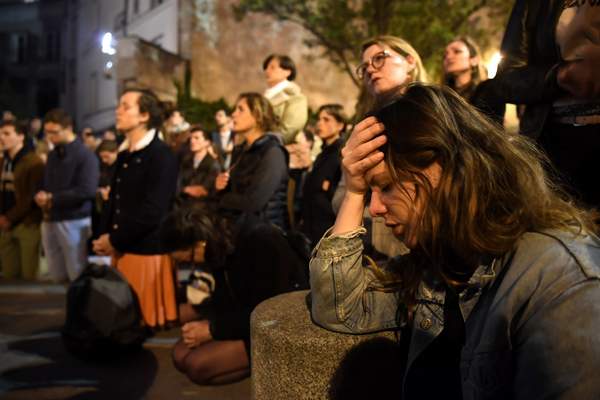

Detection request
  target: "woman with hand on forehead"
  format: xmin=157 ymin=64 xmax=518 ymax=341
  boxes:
xmin=337 ymin=36 xmax=428 ymax=258
xmin=311 ymin=84 xmax=600 ymax=399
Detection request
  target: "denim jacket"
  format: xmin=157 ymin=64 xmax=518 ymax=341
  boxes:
xmin=310 ymin=227 xmax=600 ymax=399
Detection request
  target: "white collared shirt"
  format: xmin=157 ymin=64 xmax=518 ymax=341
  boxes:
xmin=118 ymin=128 xmax=157 ymax=153
xmin=264 ymin=80 xmax=291 ymax=100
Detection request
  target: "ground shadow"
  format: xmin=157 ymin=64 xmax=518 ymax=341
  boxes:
xmin=328 ymin=337 xmax=404 ymax=400
xmin=4 ymin=336 xmax=158 ymax=399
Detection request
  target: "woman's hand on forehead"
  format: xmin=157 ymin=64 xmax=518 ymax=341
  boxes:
xmin=340 ymin=116 xmax=387 ymax=195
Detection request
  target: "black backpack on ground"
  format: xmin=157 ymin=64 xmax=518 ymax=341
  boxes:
xmin=62 ymin=263 xmax=147 ymax=361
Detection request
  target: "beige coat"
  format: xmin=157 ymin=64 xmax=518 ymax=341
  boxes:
xmin=267 ymin=81 xmax=308 ymax=145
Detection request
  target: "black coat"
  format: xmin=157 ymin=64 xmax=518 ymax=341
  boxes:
xmin=208 ymin=220 xmax=307 ymax=343
xmin=300 ymin=138 xmax=342 ymax=245
xmin=102 ymin=133 xmax=178 ymax=254
xmin=473 ymin=0 xmax=564 ymax=138
xmin=177 ymin=153 xmax=220 ymax=200
xmin=218 ymin=134 xmax=289 ymax=229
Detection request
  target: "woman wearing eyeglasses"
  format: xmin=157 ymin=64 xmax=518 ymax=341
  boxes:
xmin=356 ymin=36 xmax=428 ymax=110
xmin=334 ymin=36 xmax=428 ymax=258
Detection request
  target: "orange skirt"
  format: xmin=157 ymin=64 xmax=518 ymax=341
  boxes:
xmin=114 ymin=253 xmax=178 ymax=328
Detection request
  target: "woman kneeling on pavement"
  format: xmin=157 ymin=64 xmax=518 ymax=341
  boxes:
xmin=310 ymin=83 xmax=600 ymax=399
xmin=161 ymin=204 xmax=307 ymax=385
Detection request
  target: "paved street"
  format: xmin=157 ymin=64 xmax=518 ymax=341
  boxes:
xmin=0 ymin=282 xmax=251 ymax=400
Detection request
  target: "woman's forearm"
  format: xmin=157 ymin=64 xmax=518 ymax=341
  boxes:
xmin=331 ymin=190 xmax=366 ymax=235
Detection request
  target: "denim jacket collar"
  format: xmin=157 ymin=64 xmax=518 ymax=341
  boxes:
xmin=406 ymin=255 xmax=505 ymax=383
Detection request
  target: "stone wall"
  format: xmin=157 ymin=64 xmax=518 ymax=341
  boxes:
xmin=116 ymin=37 xmax=187 ymax=102
xmin=179 ymin=0 xmax=359 ymax=114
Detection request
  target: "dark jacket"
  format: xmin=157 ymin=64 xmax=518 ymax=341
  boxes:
xmin=103 ymin=132 xmax=178 ymax=255
xmin=177 ymin=153 xmax=220 ymax=200
xmin=218 ymin=134 xmax=289 ymax=229
xmin=43 ymin=139 xmax=99 ymax=221
xmin=209 ymin=221 xmax=308 ymax=343
xmin=0 ymin=149 xmax=44 ymax=226
xmin=301 ymin=138 xmax=342 ymax=245
xmin=474 ymin=0 xmax=564 ymax=138
xmin=99 ymin=161 xmax=116 ymax=188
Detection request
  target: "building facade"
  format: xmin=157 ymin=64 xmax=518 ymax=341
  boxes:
xmin=0 ymin=0 xmax=69 ymax=119
xmin=73 ymin=0 xmax=181 ymax=131
xmin=1 ymin=0 xmax=357 ymax=131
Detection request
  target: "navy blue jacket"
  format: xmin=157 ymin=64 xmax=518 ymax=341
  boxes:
xmin=103 ymin=132 xmax=178 ymax=254
xmin=43 ymin=139 xmax=99 ymax=221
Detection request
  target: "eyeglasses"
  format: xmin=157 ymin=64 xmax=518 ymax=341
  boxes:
xmin=356 ymin=50 xmax=395 ymax=80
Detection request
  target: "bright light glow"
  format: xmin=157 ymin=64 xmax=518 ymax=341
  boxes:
xmin=101 ymin=32 xmax=117 ymax=55
xmin=487 ymin=51 xmax=502 ymax=79
xmin=105 ymin=61 xmax=113 ymax=69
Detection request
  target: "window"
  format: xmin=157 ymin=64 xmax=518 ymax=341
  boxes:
xmin=7 ymin=33 xmax=28 ymax=64
xmin=44 ymin=31 xmax=61 ymax=62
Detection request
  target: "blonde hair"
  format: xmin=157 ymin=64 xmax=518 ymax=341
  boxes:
xmin=356 ymin=36 xmax=429 ymax=115
xmin=361 ymin=35 xmax=429 ymax=85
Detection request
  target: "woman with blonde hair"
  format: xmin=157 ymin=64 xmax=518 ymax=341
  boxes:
xmin=442 ymin=36 xmax=487 ymax=102
xmin=311 ymin=83 xmax=600 ymax=398
xmin=356 ymin=35 xmax=428 ymax=114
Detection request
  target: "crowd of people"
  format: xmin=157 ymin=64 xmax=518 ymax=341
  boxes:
xmin=1 ymin=0 xmax=599 ymax=396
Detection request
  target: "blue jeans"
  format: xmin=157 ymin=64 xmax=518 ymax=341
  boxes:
xmin=41 ymin=218 xmax=91 ymax=282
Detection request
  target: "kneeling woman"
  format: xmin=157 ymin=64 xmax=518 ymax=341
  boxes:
xmin=161 ymin=204 xmax=307 ymax=385
xmin=311 ymin=84 xmax=600 ymax=398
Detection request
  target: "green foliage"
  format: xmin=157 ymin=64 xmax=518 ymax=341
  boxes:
xmin=234 ymin=0 xmax=512 ymax=85
xmin=177 ymin=95 xmax=230 ymax=132
xmin=174 ymin=67 xmax=230 ymax=131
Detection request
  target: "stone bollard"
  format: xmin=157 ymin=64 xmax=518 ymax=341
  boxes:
xmin=251 ymin=290 xmax=399 ymax=399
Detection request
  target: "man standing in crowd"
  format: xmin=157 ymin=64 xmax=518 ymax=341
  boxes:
xmin=0 ymin=120 xmax=44 ymax=280
xmin=211 ymin=109 xmax=235 ymax=169
xmin=35 ymin=109 xmax=99 ymax=283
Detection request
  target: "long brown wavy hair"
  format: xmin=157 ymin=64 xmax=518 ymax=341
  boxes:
xmin=374 ymin=84 xmax=597 ymax=306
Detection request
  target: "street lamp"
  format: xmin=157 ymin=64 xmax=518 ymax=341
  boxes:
xmin=101 ymin=33 xmax=117 ymax=78
xmin=101 ymin=32 xmax=117 ymax=55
